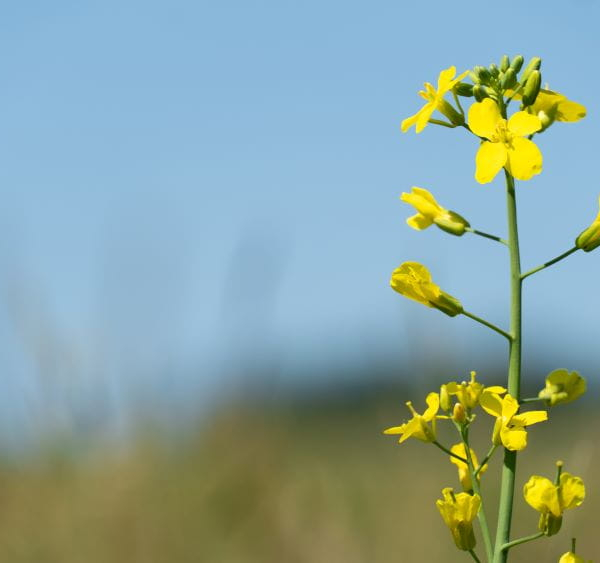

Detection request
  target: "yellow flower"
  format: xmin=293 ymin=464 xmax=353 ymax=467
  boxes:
xmin=480 ymin=392 xmax=547 ymax=451
xmin=468 ymin=98 xmax=543 ymax=183
xmin=525 ymin=88 xmax=586 ymax=131
xmin=538 ymin=369 xmax=586 ymax=406
xmin=401 ymin=66 xmax=468 ymax=133
xmin=576 ymin=196 xmax=600 ymax=252
xmin=383 ymin=392 xmax=440 ymax=443
xmin=559 ymin=551 xmax=591 ymax=563
xmin=400 ymin=187 xmax=470 ymax=235
xmin=450 ymin=443 xmax=488 ymax=492
xmin=436 ymin=487 xmax=480 ymax=551
xmin=523 ymin=470 xmax=585 ymax=536
xmin=443 ymin=371 xmax=506 ymax=410
xmin=390 ymin=262 xmax=463 ymax=317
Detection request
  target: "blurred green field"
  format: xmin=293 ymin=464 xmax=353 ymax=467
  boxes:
xmin=0 ymin=395 xmax=596 ymax=562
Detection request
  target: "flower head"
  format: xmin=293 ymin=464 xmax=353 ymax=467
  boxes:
xmin=390 ymin=262 xmax=463 ymax=317
xmin=400 ymin=187 xmax=470 ymax=235
xmin=468 ymin=98 xmax=543 ymax=183
xmin=480 ymin=392 xmax=547 ymax=451
xmin=436 ymin=487 xmax=481 ymax=551
xmin=402 ymin=66 xmax=468 ymax=133
xmin=449 ymin=443 xmax=487 ymax=492
xmin=524 ymin=468 xmax=585 ymax=536
xmin=538 ymin=369 xmax=586 ymax=407
xmin=576 ymin=196 xmax=600 ymax=252
xmin=383 ymin=392 xmax=440 ymax=443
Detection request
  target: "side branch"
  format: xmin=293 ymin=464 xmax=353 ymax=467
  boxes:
xmin=462 ymin=310 xmax=512 ymax=341
xmin=501 ymin=531 xmax=544 ymax=552
xmin=466 ymin=227 xmax=508 ymax=246
xmin=521 ymin=246 xmax=579 ymax=281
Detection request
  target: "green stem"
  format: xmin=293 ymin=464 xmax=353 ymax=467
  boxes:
xmin=469 ymin=549 xmax=483 ymax=563
xmin=474 ymin=444 xmax=498 ymax=478
xmin=462 ymin=310 xmax=512 ymax=341
xmin=432 ymin=440 xmax=468 ymax=464
xmin=500 ymin=532 xmax=544 ymax=552
xmin=465 ymin=227 xmax=508 ymax=246
xmin=493 ymin=170 xmax=522 ymax=563
xmin=520 ymin=397 xmax=542 ymax=404
xmin=428 ymin=118 xmax=456 ymax=128
xmin=453 ymin=90 xmax=465 ymax=118
xmin=463 ymin=428 xmax=494 ymax=562
xmin=521 ymin=247 xmax=579 ymax=280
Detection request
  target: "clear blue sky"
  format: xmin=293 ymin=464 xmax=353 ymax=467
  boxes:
xmin=0 ymin=0 xmax=598 ymax=443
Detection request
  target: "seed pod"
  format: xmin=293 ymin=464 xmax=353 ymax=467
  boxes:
xmin=522 ymin=70 xmax=541 ymax=106
xmin=510 ymin=54 xmax=524 ymax=73
xmin=499 ymin=55 xmax=510 ymax=72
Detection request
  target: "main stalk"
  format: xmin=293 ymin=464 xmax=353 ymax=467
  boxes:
xmin=493 ymin=171 xmax=522 ymax=563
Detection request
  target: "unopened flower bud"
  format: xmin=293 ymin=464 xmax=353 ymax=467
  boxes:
xmin=474 ymin=65 xmax=491 ymax=84
xmin=488 ymin=63 xmax=499 ymax=78
xmin=500 ymin=68 xmax=517 ymax=90
xmin=454 ymin=82 xmax=474 ymax=97
xmin=499 ymin=55 xmax=510 ymax=72
xmin=440 ymin=384 xmax=452 ymax=411
xmin=522 ymin=70 xmax=541 ymax=106
xmin=473 ymin=84 xmax=490 ymax=102
xmin=521 ymin=56 xmax=542 ymax=83
xmin=575 ymin=196 xmax=600 ymax=252
xmin=452 ymin=403 xmax=466 ymax=423
xmin=510 ymin=54 xmax=524 ymax=73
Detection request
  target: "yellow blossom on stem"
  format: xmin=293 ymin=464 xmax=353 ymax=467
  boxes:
xmin=436 ymin=487 xmax=481 ymax=551
xmin=524 ymin=468 xmax=585 ymax=536
xmin=443 ymin=371 xmax=506 ymax=410
xmin=538 ymin=369 xmax=586 ymax=406
xmin=390 ymin=262 xmax=463 ymax=316
xmin=400 ymin=187 xmax=470 ymax=235
xmin=480 ymin=392 xmax=547 ymax=451
xmin=559 ymin=552 xmax=591 ymax=563
xmin=576 ymin=196 xmax=600 ymax=252
xmin=513 ymin=88 xmax=587 ymax=131
xmin=468 ymin=98 xmax=543 ymax=183
xmin=383 ymin=392 xmax=440 ymax=443
xmin=401 ymin=66 xmax=468 ymax=133
xmin=450 ymin=443 xmax=488 ymax=492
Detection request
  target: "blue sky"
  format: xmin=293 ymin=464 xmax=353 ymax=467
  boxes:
xmin=0 ymin=0 xmax=598 ymax=441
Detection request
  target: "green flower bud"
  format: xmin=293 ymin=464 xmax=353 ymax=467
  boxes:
xmin=521 ymin=56 xmax=542 ymax=83
xmin=488 ymin=63 xmax=499 ymax=78
xmin=499 ymin=55 xmax=510 ymax=72
xmin=452 ymin=403 xmax=466 ymax=424
xmin=434 ymin=210 xmax=470 ymax=236
xmin=454 ymin=82 xmax=474 ymax=97
xmin=468 ymin=71 xmax=479 ymax=84
xmin=473 ymin=84 xmax=490 ymax=102
xmin=510 ymin=54 xmax=524 ymax=73
xmin=576 ymin=200 xmax=600 ymax=252
xmin=432 ymin=291 xmax=463 ymax=317
xmin=500 ymin=68 xmax=517 ymax=90
xmin=522 ymin=70 xmax=542 ymax=106
xmin=474 ymin=65 xmax=491 ymax=84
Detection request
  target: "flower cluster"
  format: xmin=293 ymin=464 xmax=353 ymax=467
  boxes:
xmin=387 ymin=54 xmax=592 ymax=562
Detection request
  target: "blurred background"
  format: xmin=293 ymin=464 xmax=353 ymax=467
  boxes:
xmin=0 ymin=0 xmax=598 ymax=561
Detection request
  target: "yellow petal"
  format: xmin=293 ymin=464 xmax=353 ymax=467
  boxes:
xmin=401 ymin=111 xmax=420 ymax=133
xmin=485 ymin=386 xmax=507 ymax=394
xmin=415 ymin=102 xmax=435 ymax=133
xmin=559 ymin=473 xmax=585 ymax=511
xmin=423 ymin=392 xmax=440 ymax=420
xmin=468 ymin=99 xmax=502 ymax=139
xmin=502 ymin=426 xmax=528 ymax=451
xmin=479 ymin=391 xmax=503 ymax=417
xmin=501 ymin=395 xmax=520 ymax=420
xmin=475 ymin=141 xmax=507 ymax=184
xmin=506 ymin=137 xmax=543 ymax=181
xmin=407 ymin=213 xmax=434 ymax=230
xmin=383 ymin=425 xmax=405 ymax=435
xmin=507 ymin=111 xmax=542 ymax=137
xmin=556 ymin=100 xmax=587 ymax=122
xmin=523 ymin=475 xmax=560 ymax=514
xmin=437 ymin=66 xmax=457 ymax=93
xmin=512 ymin=410 xmax=547 ymax=427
